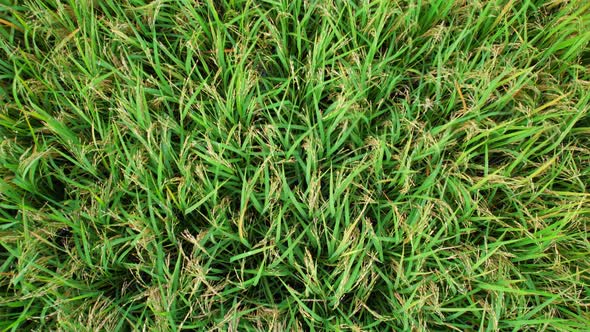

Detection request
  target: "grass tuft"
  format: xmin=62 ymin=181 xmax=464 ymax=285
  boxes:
xmin=1 ymin=0 xmax=590 ymax=330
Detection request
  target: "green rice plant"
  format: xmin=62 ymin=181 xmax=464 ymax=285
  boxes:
xmin=1 ymin=0 xmax=589 ymax=330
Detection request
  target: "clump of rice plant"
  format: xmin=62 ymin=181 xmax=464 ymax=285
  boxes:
xmin=1 ymin=0 xmax=589 ymax=330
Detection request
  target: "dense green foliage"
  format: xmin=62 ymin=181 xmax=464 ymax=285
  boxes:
xmin=1 ymin=0 xmax=590 ymax=330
